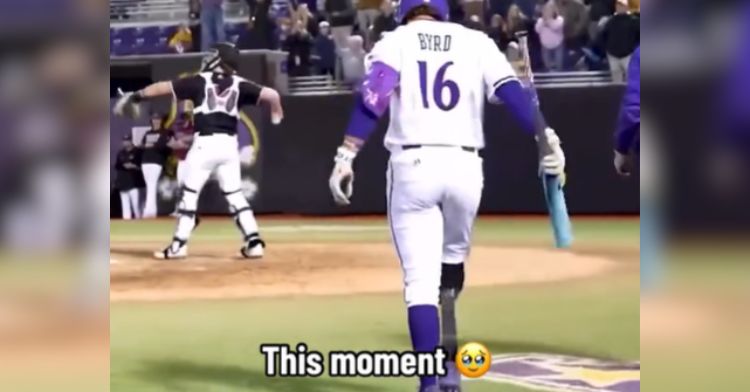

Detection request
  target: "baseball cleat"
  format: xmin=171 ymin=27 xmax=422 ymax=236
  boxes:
xmin=154 ymin=240 xmax=188 ymax=260
xmin=240 ymin=234 xmax=265 ymax=259
xmin=439 ymin=362 xmax=462 ymax=392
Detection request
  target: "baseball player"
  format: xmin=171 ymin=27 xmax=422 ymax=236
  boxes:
xmin=170 ymin=108 xmax=196 ymax=188
xmin=115 ymin=134 xmax=143 ymax=220
xmin=169 ymin=109 xmax=196 ymax=216
xmin=114 ymin=42 xmax=284 ymax=260
xmin=613 ymin=46 xmax=640 ymax=176
xmin=140 ymin=111 xmax=173 ymax=218
xmin=327 ymin=2 xmax=566 ymax=391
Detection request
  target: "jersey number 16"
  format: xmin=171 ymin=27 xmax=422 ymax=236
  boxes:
xmin=417 ymin=61 xmax=460 ymax=111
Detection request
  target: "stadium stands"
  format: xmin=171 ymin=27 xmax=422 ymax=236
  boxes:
xmin=110 ymin=0 xmax=248 ymax=56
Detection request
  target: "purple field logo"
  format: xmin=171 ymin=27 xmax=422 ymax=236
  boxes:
xmin=480 ymin=353 xmax=640 ymax=392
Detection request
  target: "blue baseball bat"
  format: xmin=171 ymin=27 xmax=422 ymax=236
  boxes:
xmin=542 ymin=174 xmax=573 ymax=248
xmin=517 ymin=32 xmax=573 ymax=248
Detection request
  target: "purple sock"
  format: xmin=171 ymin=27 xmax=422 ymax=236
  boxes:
xmin=408 ymin=305 xmax=440 ymax=388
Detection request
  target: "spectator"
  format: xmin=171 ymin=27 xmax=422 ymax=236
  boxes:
xmin=271 ymin=0 xmax=294 ymax=25
xmin=315 ymin=21 xmax=337 ymax=76
xmin=557 ymin=0 xmax=589 ymax=52
xmin=448 ymin=0 xmax=465 ymax=23
xmin=487 ymin=14 xmax=514 ymax=52
xmin=115 ymin=135 xmax=142 ymax=220
xmin=507 ymin=4 xmax=531 ymax=37
xmin=340 ymin=35 xmax=366 ymax=84
xmin=465 ymin=14 xmax=484 ymax=31
xmin=598 ymin=0 xmax=639 ymax=83
xmin=536 ymin=1 xmax=565 ymax=71
xmin=239 ymin=0 xmax=275 ymax=49
xmin=295 ymin=4 xmax=320 ymax=37
xmin=245 ymin=0 xmax=258 ymax=16
xmin=189 ymin=0 xmax=201 ymax=19
xmin=284 ymin=19 xmax=315 ymax=76
xmin=516 ymin=0 xmax=538 ymax=18
xmin=488 ymin=0 xmax=514 ymax=18
xmin=371 ymin=0 xmax=397 ymax=45
xmin=201 ymin=0 xmax=227 ymax=51
xmin=357 ymin=0 xmax=381 ymax=47
xmin=585 ymin=0 xmax=615 ymax=42
xmin=326 ymin=0 xmax=355 ymax=52
xmin=169 ymin=24 xmax=194 ymax=53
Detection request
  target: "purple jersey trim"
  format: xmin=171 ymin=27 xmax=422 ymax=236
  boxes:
xmin=360 ymin=61 xmax=399 ymax=116
xmin=344 ymin=94 xmax=380 ymax=141
xmin=493 ymin=80 xmax=543 ymax=136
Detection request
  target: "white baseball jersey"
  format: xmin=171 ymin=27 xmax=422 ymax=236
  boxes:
xmin=366 ymin=20 xmax=518 ymax=150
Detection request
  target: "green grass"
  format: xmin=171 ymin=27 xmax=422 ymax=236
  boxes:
xmin=111 ymin=216 xmax=640 ymax=246
xmin=110 ymin=217 xmax=640 ymax=392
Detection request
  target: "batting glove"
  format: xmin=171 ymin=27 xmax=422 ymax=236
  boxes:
xmin=329 ymin=146 xmax=357 ymax=206
xmin=614 ymin=150 xmax=633 ymax=177
xmin=538 ymin=128 xmax=566 ymax=178
xmin=113 ymin=88 xmax=143 ymax=119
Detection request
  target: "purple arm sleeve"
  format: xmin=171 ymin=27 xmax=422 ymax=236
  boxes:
xmin=344 ymin=62 xmax=399 ymax=141
xmin=719 ymin=5 xmax=750 ymax=152
xmin=493 ymin=80 xmax=546 ymax=136
xmin=614 ymin=47 xmax=640 ymax=154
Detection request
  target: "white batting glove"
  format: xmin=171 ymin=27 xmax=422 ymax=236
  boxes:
xmin=329 ymin=146 xmax=357 ymax=206
xmin=538 ymin=128 xmax=566 ymax=177
xmin=614 ymin=150 xmax=633 ymax=177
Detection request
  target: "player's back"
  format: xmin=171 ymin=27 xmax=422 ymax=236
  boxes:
xmin=371 ymin=21 xmax=513 ymax=150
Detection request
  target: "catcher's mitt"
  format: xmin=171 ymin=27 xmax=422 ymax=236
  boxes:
xmin=113 ymin=88 xmax=142 ymax=119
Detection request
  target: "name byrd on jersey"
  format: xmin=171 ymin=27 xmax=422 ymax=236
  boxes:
xmin=417 ymin=33 xmax=452 ymax=52
xmin=369 ymin=21 xmax=518 ymax=150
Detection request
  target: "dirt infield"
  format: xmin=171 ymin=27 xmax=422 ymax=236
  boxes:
xmin=110 ymin=242 xmax=617 ymax=302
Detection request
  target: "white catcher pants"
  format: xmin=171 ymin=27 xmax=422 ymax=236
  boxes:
xmin=172 ymin=134 xmax=258 ymax=243
xmin=177 ymin=160 xmax=189 ymax=187
xmin=387 ymin=146 xmax=484 ymax=308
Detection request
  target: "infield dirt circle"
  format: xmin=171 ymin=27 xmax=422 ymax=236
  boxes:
xmin=110 ymin=243 xmax=616 ymax=302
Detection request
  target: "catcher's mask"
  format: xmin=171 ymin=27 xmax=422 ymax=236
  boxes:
xmin=201 ymin=42 xmax=240 ymax=73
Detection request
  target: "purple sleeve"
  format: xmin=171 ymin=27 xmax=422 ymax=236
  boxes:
xmin=493 ymin=80 xmax=546 ymax=136
xmin=614 ymin=47 xmax=641 ymax=154
xmin=719 ymin=6 xmax=750 ymax=151
xmin=344 ymin=61 xmax=399 ymax=141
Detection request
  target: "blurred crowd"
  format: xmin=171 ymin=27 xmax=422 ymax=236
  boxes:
xmin=155 ymin=0 xmax=639 ymax=80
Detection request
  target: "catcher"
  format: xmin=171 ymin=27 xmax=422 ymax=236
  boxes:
xmin=114 ymin=42 xmax=284 ymax=260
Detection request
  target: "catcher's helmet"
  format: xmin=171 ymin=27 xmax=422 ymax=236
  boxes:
xmin=201 ymin=42 xmax=240 ymax=73
xmin=397 ymin=0 xmax=450 ymax=24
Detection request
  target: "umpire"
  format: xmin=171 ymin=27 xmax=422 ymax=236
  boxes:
xmin=115 ymin=135 xmax=143 ymax=220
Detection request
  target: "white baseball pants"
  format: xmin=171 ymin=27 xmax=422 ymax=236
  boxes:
xmin=119 ymin=189 xmax=141 ymax=220
xmin=141 ymin=163 xmax=163 ymax=218
xmin=387 ymin=146 xmax=484 ymax=308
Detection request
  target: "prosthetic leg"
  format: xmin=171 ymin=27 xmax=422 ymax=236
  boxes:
xmin=439 ymin=263 xmax=465 ymax=392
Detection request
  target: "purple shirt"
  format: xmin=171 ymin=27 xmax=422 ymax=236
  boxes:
xmin=202 ymin=0 xmax=223 ymax=8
